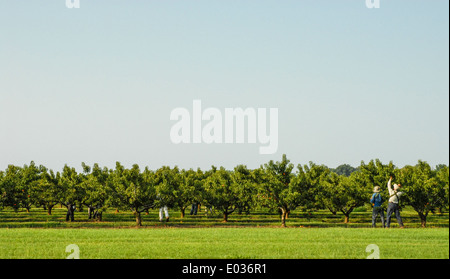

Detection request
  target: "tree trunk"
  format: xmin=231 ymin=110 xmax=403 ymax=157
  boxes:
xmin=47 ymin=205 xmax=53 ymax=215
xmin=344 ymin=215 xmax=350 ymax=224
xmin=95 ymin=211 xmax=103 ymax=221
xmin=281 ymin=208 xmax=287 ymax=227
xmin=418 ymin=212 xmax=427 ymax=228
xmin=134 ymin=211 xmax=142 ymax=226
xmin=223 ymin=212 xmax=228 ymax=222
xmin=421 ymin=218 xmax=426 ymax=228
xmin=180 ymin=207 xmax=185 ymax=219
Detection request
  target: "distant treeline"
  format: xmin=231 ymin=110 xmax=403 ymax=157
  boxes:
xmin=0 ymin=155 xmax=448 ymax=227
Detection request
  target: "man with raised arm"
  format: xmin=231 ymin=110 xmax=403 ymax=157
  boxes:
xmin=386 ymin=176 xmax=404 ymax=228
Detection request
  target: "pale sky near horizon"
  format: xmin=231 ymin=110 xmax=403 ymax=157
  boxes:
xmin=0 ymin=0 xmax=449 ymax=172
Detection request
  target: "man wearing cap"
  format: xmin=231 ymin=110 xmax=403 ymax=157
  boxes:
xmin=386 ymin=176 xmax=404 ymax=228
xmin=370 ymin=186 xmax=385 ymax=228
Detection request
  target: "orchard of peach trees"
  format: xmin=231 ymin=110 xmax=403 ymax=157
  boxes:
xmin=0 ymin=155 xmax=448 ymax=227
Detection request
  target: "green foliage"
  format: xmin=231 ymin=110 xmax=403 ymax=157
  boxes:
xmin=154 ymin=166 xmax=181 ymax=209
xmin=330 ymin=164 xmax=358 ymax=177
xmin=231 ymin=165 xmax=258 ymax=214
xmin=1 ymin=165 xmax=24 ymax=211
xmin=398 ymin=161 xmax=449 ymax=227
xmin=295 ymin=162 xmax=330 ymax=211
xmin=0 ymin=158 xmax=448 ymax=228
xmin=175 ymin=168 xmax=204 ymax=217
xmin=33 ymin=166 xmax=62 ymax=215
xmin=0 ymin=170 xmax=4 ymax=209
xmin=356 ymin=160 xmax=396 ymax=197
xmin=203 ymin=167 xmax=239 ymax=221
xmin=259 ymin=154 xmax=302 ymax=226
xmin=436 ymin=165 xmax=449 ymax=212
xmin=109 ymin=163 xmax=156 ymax=226
xmin=79 ymin=163 xmax=111 ymax=220
xmin=318 ymin=172 xmax=366 ymax=223
xmin=60 ymin=164 xmax=84 ymax=208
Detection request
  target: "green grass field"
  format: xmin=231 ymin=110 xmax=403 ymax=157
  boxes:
xmin=0 ymin=206 xmax=448 ymax=259
xmin=0 ymin=227 xmax=448 ymax=259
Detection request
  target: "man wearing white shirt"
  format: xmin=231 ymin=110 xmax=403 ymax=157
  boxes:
xmin=159 ymin=206 xmax=169 ymax=222
xmin=157 ymin=194 xmax=170 ymax=222
xmin=386 ymin=176 xmax=404 ymax=228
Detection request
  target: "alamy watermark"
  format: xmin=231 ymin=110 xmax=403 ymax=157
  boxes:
xmin=366 ymin=0 xmax=380 ymax=9
xmin=66 ymin=0 xmax=80 ymax=9
xmin=366 ymin=244 xmax=380 ymax=259
xmin=66 ymin=244 xmax=80 ymax=259
xmin=170 ymin=100 xmax=279 ymax=154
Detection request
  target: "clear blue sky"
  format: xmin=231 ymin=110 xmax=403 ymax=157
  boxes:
xmin=0 ymin=0 xmax=448 ymax=171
